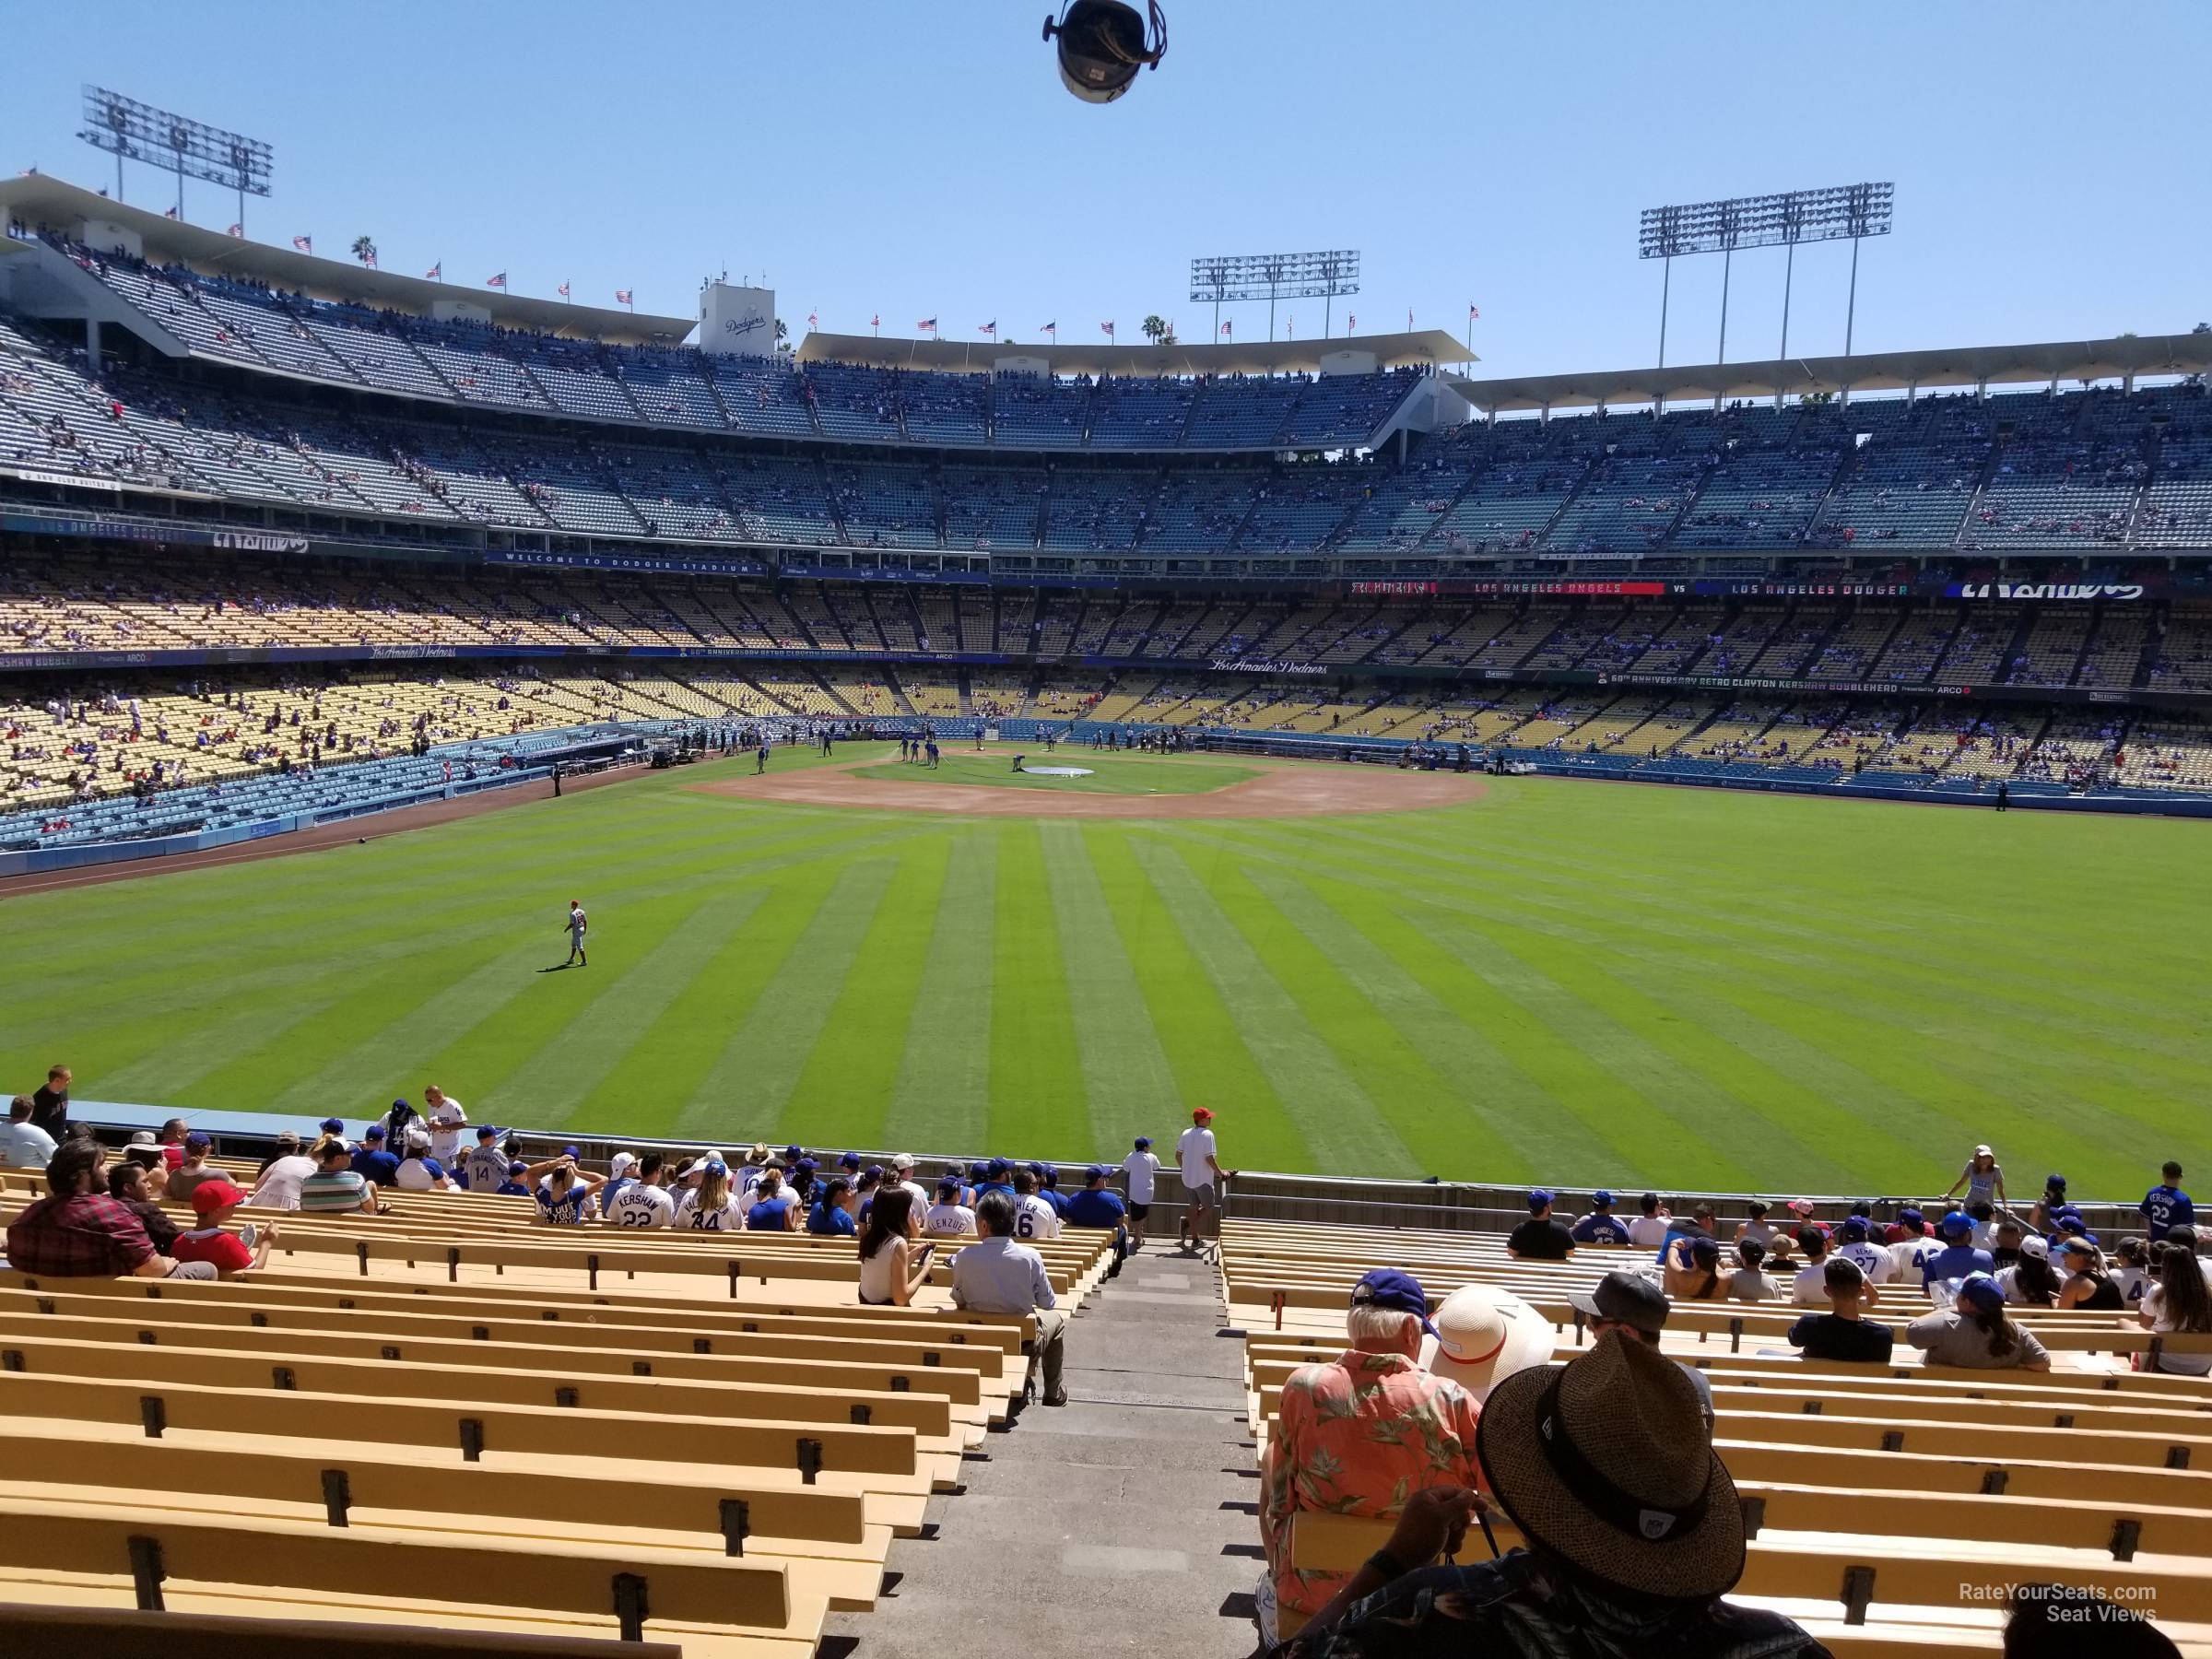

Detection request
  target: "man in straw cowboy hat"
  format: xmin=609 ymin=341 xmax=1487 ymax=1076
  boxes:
xmin=1273 ymin=1333 xmax=1828 ymax=1657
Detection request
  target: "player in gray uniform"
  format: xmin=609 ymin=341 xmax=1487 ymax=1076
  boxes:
xmin=564 ymin=899 xmax=588 ymax=967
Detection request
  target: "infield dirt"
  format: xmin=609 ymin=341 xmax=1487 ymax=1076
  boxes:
xmin=689 ymin=753 xmax=1488 ymax=818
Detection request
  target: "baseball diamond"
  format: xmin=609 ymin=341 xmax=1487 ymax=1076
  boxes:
xmin=5 ymin=739 xmax=2203 ymax=1196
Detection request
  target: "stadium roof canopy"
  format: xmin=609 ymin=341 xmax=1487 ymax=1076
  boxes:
xmin=1448 ymin=332 xmax=2212 ymax=414
xmin=795 ymin=328 xmax=1476 ymax=376
xmin=0 ymin=172 xmax=696 ymax=345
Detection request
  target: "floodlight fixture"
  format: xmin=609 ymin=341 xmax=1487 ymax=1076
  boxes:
xmin=78 ymin=85 xmax=273 ymax=232
xmin=1637 ymin=182 xmax=1892 ymax=369
xmin=1188 ymin=249 xmax=1359 ymax=342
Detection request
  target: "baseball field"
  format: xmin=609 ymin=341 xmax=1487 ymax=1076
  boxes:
xmin=6 ymin=742 xmax=2206 ymax=1196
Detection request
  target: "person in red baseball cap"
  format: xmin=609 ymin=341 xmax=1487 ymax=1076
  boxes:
xmin=171 ymin=1179 xmax=279 ymax=1278
xmin=1177 ymin=1107 xmax=1234 ymax=1255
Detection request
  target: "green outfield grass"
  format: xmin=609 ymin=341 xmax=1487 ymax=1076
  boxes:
xmin=853 ymin=750 xmax=1260 ymax=794
xmin=8 ymin=742 xmax=2208 ymax=1197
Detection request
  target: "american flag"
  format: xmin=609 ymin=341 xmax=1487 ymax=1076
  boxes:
xmin=557 ymin=281 xmax=571 ymax=299
xmin=292 ymin=235 xmax=312 ymax=253
xmin=1219 ymin=321 xmax=1231 ymax=337
xmin=426 ymin=262 xmax=441 ymax=280
xmin=1041 ymin=322 xmax=1056 ymax=336
xmin=807 ymin=310 xmax=818 ymax=329
xmin=616 ymin=289 xmax=632 ymax=305
xmin=163 ymin=206 xmax=178 ymax=220
xmin=871 ymin=313 xmax=880 ymax=329
xmin=227 ymin=224 xmax=243 ymax=239
xmin=486 ymin=272 xmax=507 ymax=289
xmin=1347 ymin=313 xmax=1356 ymax=332
xmin=1101 ymin=320 xmax=1114 ymax=337
xmin=1469 ymin=303 xmax=1480 ymax=320
xmin=917 ymin=318 xmax=937 ymax=333
xmin=978 ymin=322 xmax=996 ymax=337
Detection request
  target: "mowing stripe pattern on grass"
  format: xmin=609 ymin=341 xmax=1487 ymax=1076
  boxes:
xmin=9 ymin=742 xmax=2208 ymax=1196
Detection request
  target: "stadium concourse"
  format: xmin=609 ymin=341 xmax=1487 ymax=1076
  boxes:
xmin=1 ymin=1102 xmax=2210 ymax=1654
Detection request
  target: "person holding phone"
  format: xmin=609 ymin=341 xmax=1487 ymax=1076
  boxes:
xmin=857 ymin=1187 xmax=933 ymax=1307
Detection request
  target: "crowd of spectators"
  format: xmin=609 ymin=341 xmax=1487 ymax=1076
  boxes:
xmin=0 ymin=1058 xmax=2200 ymax=1653
xmin=1255 ymin=1139 xmax=2205 ymax=1656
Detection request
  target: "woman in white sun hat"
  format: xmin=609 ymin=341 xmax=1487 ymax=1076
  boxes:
xmin=1943 ymin=1144 xmax=2006 ymax=1210
xmin=1426 ymin=1283 xmax=1555 ymax=1402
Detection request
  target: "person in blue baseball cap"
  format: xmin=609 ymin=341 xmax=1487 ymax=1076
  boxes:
xmin=1906 ymin=1273 xmax=2051 ymax=1371
xmin=1920 ymin=1212 xmax=1997 ymax=1298
xmin=460 ymin=1125 xmax=510 ymax=1194
xmin=1062 ymin=1164 xmax=1130 ymax=1273
xmin=351 ymin=1124 xmax=401 ymax=1190
xmin=1255 ymin=1266 xmax=1482 ymax=1641
xmin=839 ymin=1152 xmax=863 ymax=1173
xmin=1569 ymin=1189 xmax=1631 ymax=1248
xmin=1123 ymin=1135 xmax=1162 ymax=1250
xmin=1349 ymin=1268 xmax=1440 ymax=1336
xmin=1037 ymin=1164 xmax=1068 ymax=1218
xmin=1507 ymin=1190 xmax=1576 ymax=1262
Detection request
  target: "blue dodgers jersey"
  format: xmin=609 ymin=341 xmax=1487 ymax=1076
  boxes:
xmin=746 ymin=1195 xmax=794 ymax=1230
xmin=2144 ymin=1185 xmax=2195 ymax=1234
xmin=1063 ymin=1190 xmax=1126 ymax=1230
xmin=536 ymin=1184 xmax=593 ymax=1224
xmin=1571 ymin=1213 xmax=1632 ymax=1245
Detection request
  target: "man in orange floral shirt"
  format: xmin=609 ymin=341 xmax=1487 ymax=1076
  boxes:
xmin=1259 ymin=1270 xmax=1485 ymax=1644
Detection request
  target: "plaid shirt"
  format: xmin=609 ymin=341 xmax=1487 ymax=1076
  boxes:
xmin=5 ymin=1191 xmax=158 ymax=1277
xmin=1264 ymin=1350 xmax=1484 ymax=1619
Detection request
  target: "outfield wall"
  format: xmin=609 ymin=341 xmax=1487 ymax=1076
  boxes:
xmin=61 ymin=1099 xmax=2158 ymax=1245
xmin=1081 ymin=724 xmax=2212 ymax=818
xmin=0 ymin=761 xmax=559 ymax=878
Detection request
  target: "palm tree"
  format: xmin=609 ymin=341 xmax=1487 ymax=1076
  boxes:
xmin=349 ymin=235 xmax=377 ymax=269
xmin=1141 ymin=314 xmax=1169 ymax=345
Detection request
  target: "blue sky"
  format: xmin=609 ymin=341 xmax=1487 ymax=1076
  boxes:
xmin=7 ymin=2 xmax=2207 ymax=377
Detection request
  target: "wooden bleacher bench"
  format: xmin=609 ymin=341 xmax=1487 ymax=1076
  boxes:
xmin=1277 ymin=1510 xmax=2212 ymax=1656
xmin=0 ymin=1497 xmax=805 ymax=1649
xmin=1224 ymin=1215 xmax=2212 ymax=1655
xmin=0 ymin=1605 xmax=682 ymax=1659
xmin=0 ymin=1159 xmax=1123 ymax=1655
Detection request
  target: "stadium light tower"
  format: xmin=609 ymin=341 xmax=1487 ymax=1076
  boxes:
xmin=1638 ymin=182 xmax=1893 ymax=368
xmin=1189 ymin=249 xmax=1359 ymax=344
xmin=77 ymin=85 xmax=274 ymax=232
